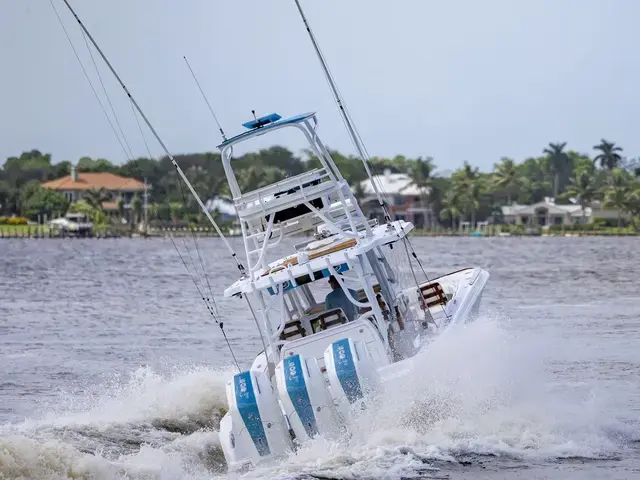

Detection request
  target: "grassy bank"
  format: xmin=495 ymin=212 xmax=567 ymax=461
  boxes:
xmin=0 ymin=224 xmax=51 ymax=236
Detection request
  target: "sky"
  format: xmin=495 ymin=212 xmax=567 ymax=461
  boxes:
xmin=1 ymin=0 xmax=639 ymax=173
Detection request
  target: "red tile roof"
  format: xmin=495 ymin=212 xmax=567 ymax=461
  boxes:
xmin=42 ymin=172 xmax=145 ymax=192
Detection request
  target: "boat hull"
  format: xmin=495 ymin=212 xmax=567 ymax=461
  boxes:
xmin=219 ymin=267 xmax=489 ymax=472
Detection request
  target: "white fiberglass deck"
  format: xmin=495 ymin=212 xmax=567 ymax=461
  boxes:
xmin=223 ymin=220 xmax=414 ymax=297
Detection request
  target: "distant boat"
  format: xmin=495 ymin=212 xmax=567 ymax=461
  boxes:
xmin=49 ymin=212 xmax=93 ymax=237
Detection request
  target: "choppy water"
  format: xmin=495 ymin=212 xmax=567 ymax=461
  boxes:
xmin=1 ymin=237 xmax=639 ymax=480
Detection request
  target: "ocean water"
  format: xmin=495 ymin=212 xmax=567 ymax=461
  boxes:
xmin=0 ymin=236 xmax=639 ymax=480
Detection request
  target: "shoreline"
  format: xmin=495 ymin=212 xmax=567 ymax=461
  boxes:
xmin=0 ymin=226 xmax=637 ymax=239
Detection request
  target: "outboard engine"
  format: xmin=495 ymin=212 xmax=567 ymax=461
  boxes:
xmin=323 ymin=337 xmax=381 ymax=420
xmin=219 ymin=369 xmax=293 ymax=471
xmin=276 ymin=354 xmax=342 ymax=443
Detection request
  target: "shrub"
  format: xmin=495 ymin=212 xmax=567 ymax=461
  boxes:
xmin=6 ymin=216 xmax=28 ymax=225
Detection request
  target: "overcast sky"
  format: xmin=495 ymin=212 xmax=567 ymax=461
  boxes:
xmin=1 ymin=0 xmax=638 ymax=172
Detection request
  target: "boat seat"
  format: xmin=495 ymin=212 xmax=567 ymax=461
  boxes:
xmin=419 ymin=282 xmax=448 ymax=308
xmin=311 ymin=308 xmax=347 ymax=333
xmin=280 ymin=319 xmax=306 ymax=341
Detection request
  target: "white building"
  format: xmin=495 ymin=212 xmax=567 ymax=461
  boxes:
xmin=501 ymin=198 xmax=623 ymax=226
xmin=356 ymin=170 xmax=432 ymax=228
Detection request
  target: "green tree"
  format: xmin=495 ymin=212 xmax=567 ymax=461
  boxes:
xmin=624 ymin=182 xmax=640 ymax=230
xmin=83 ymin=188 xmax=112 ymax=212
xmin=238 ymin=165 xmax=285 ymax=193
xmin=77 ymin=157 xmax=117 ymax=172
xmin=117 ymin=197 xmax=125 ymax=221
xmin=131 ymin=194 xmax=142 ymax=225
xmin=561 ymin=169 xmax=598 ymax=223
xmin=602 ymin=168 xmax=630 ymax=228
xmin=68 ymin=200 xmax=107 ymax=225
xmin=593 ymin=139 xmax=623 ymax=171
xmin=466 ymin=179 xmax=485 ymax=228
xmin=491 ymin=157 xmax=520 ymax=204
xmin=542 ymin=142 xmax=570 ymax=198
xmin=439 ymin=188 xmax=463 ymax=229
xmin=408 ymin=157 xmax=435 ymax=227
xmin=517 ymin=157 xmax=552 ymax=203
xmin=170 ymin=202 xmax=185 ymax=223
xmin=2 ymin=150 xmax=55 ymax=214
xmin=20 ymin=182 xmax=69 ymax=220
xmin=0 ymin=180 xmax=13 ymax=214
xmin=450 ymin=162 xmax=484 ymax=226
xmin=54 ymin=161 xmax=72 ymax=178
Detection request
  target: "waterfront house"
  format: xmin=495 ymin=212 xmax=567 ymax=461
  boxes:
xmin=356 ymin=169 xmax=432 ymax=228
xmin=41 ymin=166 xmax=146 ymax=222
xmin=501 ymin=198 xmax=623 ymax=226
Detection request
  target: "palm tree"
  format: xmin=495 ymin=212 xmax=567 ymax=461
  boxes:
xmin=439 ymin=189 xmax=463 ymax=230
xmin=625 ymin=184 xmax=640 ymax=231
xmin=460 ymin=161 xmax=479 ymax=183
xmin=492 ymin=157 xmax=520 ymax=204
xmin=131 ymin=194 xmax=143 ymax=226
xmin=238 ymin=165 xmax=285 ymax=193
xmin=602 ymin=169 xmax=630 ymax=228
xmin=83 ymin=188 xmax=112 ymax=212
xmin=542 ymin=142 xmax=569 ymax=199
xmin=450 ymin=162 xmax=481 ymax=226
xmin=116 ymin=197 xmax=125 ymax=222
xmin=465 ymin=180 xmax=484 ymax=228
xmin=561 ymin=169 xmax=597 ymax=223
xmin=408 ymin=157 xmax=435 ymax=227
xmin=593 ymin=139 xmax=623 ymax=171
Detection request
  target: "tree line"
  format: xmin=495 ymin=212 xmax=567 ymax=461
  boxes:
xmin=1 ymin=139 xmax=639 ymax=229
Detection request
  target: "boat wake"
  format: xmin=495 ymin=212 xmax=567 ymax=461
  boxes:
xmin=0 ymin=317 xmax=635 ymax=480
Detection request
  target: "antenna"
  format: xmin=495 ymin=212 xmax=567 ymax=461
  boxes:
xmin=59 ymin=0 xmax=245 ymax=276
xmin=182 ymin=55 xmax=227 ymax=141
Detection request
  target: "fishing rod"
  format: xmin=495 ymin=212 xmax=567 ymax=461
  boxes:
xmin=292 ymin=1 xmax=446 ymax=320
xmin=183 ymin=56 xmax=227 ymax=142
xmin=293 ymin=0 xmax=388 ymax=221
xmin=59 ymin=0 xmax=246 ymax=277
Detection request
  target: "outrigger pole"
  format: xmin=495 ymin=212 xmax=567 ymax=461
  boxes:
xmin=59 ymin=0 xmax=246 ymax=276
xmin=293 ymin=0 xmax=389 ymax=222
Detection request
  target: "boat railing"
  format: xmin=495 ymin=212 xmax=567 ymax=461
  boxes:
xmin=241 ymin=175 xmax=368 ymax=271
xmin=233 ymin=168 xmax=329 ymax=213
xmin=237 ymin=168 xmax=340 ymax=228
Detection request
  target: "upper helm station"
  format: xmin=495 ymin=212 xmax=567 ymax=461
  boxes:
xmin=217 ymin=112 xmax=415 ymax=301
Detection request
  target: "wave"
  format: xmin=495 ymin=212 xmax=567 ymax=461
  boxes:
xmin=0 ymin=317 xmax=635 ymax=480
